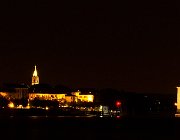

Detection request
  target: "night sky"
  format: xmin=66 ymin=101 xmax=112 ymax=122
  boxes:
xmin=0 ymin=1 xmax=180 ymax=94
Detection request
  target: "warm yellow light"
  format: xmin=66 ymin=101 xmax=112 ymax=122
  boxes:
xmin=33 ymin=65 xmax=38 ymax=77
xmin=0 ymin=92 xmax=8 ymax=97
xmin=26 ymin=105 xmax=30 ymax=109
xmin=88 ymin=95 xmax=94 ymax=102
xmin=99 ymin=105 xmax=103 ymax=111
xmin=8 ymin=102 xmax=14 ymax=108
xmin=17 ymin=105 xmax=23 ymax=108
xmin=175 ymin=103 xmax=177 ymax=106
xmin=177 ymin=87 xmax=180 ymax=111
xmin=45 ymin=106 xmax=49 ymax=110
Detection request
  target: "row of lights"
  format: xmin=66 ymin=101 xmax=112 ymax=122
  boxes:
xmin=8 ymin=102 xmax=49 ymax=110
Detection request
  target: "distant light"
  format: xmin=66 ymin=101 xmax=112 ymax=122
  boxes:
xmin=175 ymin=103 xmax=177 ymax=106
xmin=88 ymin=95 xmax=94 ymax=102
xmin=17 ymin=105 xmax=23 ymax=109
xmin=116 ymin=116 xmax=121 ymax=119
xmin=45 ymin=106 xmax=49 ymax=110
xmin=26 ymin=105 xmax=30 ymax=109
xmin=116 ymin=101 xmax=121 ymax=107
xmin=8 ymin=102 xmax=14 ymax=108
xmin=99 ymin=105 xmax=103 ymax=111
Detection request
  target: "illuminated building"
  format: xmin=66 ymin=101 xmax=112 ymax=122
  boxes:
xmin=29 ymin=92 xmax=77 ymax=103
xmin=29 ymin=66 xmax=78 ymax=103
xmin=8 ymin=102 xmax=14 ymax=108
xmin=29 ymin=93 xmax=66 ymax=101
xmin=29 ymin=86 xmax=94 ymax=103
xmin=32 ymin=65 xmax=39 ymax=85
xmin=28 ymin=84 xmax=79 ymax=104
xmin=177 ymin=87 xmax=180 ymax=113
xmin=72 ymin=90 xmax=94 ymax=102
xmin=0 ymin=84 xmax=29 ymax=99
xmin=29 ymin=84 xmax=67 ymax=101
xmin=65 ymin=94 xmax=77 ymax=102
xmin=0 ymin=66 xmax=94 ymax=108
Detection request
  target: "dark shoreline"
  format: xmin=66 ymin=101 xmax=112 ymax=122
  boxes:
xmin=0 ymin=108 xmax=90 ymax=117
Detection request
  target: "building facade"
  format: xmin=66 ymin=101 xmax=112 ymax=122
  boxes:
xmin=177 ymin=87 xmax=180 ymax=113
xmin=72 ymin=90 xmax=94 ymax=102
xmin=0 ymin=84 xmax=29 ymax=100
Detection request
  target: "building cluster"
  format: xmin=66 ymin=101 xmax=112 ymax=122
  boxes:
xmin=0 ymin=66 xmax=94 ymax=108
xmin=0 ymin=65 xmax=177 ymax=117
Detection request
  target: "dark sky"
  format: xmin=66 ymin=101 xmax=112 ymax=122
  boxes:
xmin=0 ymin=1 xmax=180 ymax=94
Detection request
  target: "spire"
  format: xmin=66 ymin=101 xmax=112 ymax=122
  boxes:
xmin=33 ymin=65 xmax=38 ymax=77
xmin=32 ymin=65 xmax=39 ymax=85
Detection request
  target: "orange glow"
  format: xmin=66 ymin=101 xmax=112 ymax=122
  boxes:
xmin=29 ymin=93 xmax=66 ymax=100
xmin=177 ymin=87 xmax=180 ymax=111
xmin=0 ymin=92 xmax=8 ymax=97
xmin=17 ymin=105 xmax=23 ymax=108
xmin=8 ymin=102 xmax=14 ymax=108
xmin=26 ymin=105 xmax=30 ymax=109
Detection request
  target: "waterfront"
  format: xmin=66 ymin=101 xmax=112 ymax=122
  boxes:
xmin=0 ymin=115 xmax=178 ymax=140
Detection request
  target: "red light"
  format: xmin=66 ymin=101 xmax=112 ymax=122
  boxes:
xmin=116 ymin=115 xmax=121 ymax=119
xmin=116 ymin=101 xmax=121 ymax=107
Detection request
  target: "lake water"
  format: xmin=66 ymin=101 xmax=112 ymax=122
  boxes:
xmin=0 ymin=116 xmax=178 ymax=140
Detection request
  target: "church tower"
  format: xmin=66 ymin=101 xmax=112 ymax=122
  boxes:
xmin=32 ymin=65 xmax=39 ymax=85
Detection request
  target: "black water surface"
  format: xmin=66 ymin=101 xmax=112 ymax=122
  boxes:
xmin=0 ymin=116 xmax=178 ymax=140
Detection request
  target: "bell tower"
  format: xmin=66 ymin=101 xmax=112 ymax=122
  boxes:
xmin=32 ymin=65 xmax=39 ymax=85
